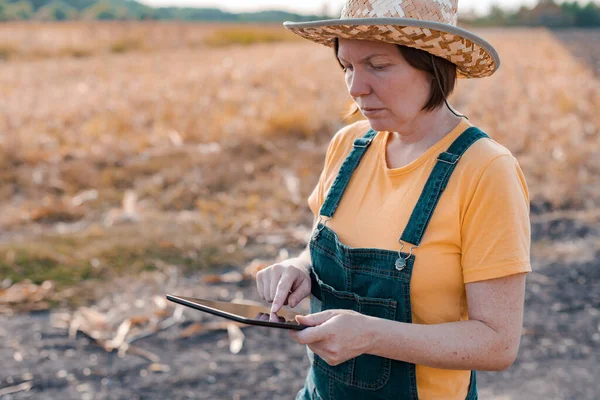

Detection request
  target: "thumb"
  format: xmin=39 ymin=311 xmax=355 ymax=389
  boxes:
xmin=296 ymin=310 xmax=334 ymax=327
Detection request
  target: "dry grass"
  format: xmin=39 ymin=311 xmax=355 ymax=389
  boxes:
xmin=0 ymin=44 xmax=19 ymax=61
xmin=109 ymin=38 xmax=144 ymax=54
xmin=0 ymin=21 xmax=295 ymax=61
xmin=0 ymin=23 xmax=598 ymax=298
xmin=204 ymin=26 xmax=300 ymax=47
xmin=552 ymin=29 xmax=600 ymax=77
xmin=455 ymin=28 xmax=600 ymax=211
xmin=0 ymin=219 xmax=247 ymax=289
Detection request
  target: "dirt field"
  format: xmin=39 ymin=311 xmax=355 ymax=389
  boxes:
xmin=552 ymin=29 xmax=600 ymax=77
xmin=1 ymin=219 xmax=598 ymax=399
xmin=0 ymin=25 xmax=599 ymax=399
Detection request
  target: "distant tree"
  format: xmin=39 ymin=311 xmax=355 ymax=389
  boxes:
xmin=152 ymin=7 xmax=177 ymax=20
xmin=488 ymin=5 xmax=506 ymax=24
xmin=514 ymin=5 xmax=532 ymax=25
xmin=104 ymin=0 xmax=153 ymax=19
xmin=179 ymin=7 xmax=237 ymax=21
xmin=34 ymin=0 xmax=77 ymax=20
xmin=82 ymin=0 xmax=129 ymax=19
xmin=576 ymin=3 xmax=600 ymax=26
xmin=82 ymin=0 xmax=115 ymax=19
xmin=3 ymin=0 xmax=33 ymax=19
xmin=54 ymin=6 xmax=67 ymax=18
xmin=6 ymin=0 xmax=596 ymax=24
xmin=62 ymin=0 xmax=96 ymax=12
xmin=10 ymin=0 xmax=47 ymax=12
xmin=466 ymin=0 xmax=599 ymax=27
xmin=560 ymin=1 xmax=581 ymax=17
xmin=530 ymin=0 xmax=573 ymax=27
xmin=137 ymin=7 xmax=155 ymax=19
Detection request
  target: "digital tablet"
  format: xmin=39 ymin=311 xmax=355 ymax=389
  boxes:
xmin=166 ymin=295 xmax=308 ymax=331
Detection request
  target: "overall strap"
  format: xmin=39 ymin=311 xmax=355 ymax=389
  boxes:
xmin=319 ymin=129 xmax=378 ymax=218
xmin=400 ymin=127 xmax=489 ymax=247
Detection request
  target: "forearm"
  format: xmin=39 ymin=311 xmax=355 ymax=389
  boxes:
xmin=366 ymin=317 xmax=518 ymax=371
xmin=295 ymin=217 xmax=318 ymax=274
xmin=296 ymin=245 xmax=312 ymax=274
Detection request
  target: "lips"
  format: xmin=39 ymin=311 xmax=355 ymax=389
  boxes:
xmin=361 ymin=108 xmax=385 ymax=116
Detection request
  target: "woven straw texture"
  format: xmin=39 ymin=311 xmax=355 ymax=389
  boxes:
xmin=285 ymin=0 xmax=498 ymax=78
xmin=342 ymin=0 xmax=458 ymax=25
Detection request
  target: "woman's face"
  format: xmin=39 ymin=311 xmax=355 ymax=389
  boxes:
xmin=337 ymin=39 xmax=432 ymax=131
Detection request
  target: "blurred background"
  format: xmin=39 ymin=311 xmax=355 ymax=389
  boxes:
xmin=0 ymin=0 xmax=599 ymax=399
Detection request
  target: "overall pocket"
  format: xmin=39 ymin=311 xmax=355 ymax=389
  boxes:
xmin=310 ymin=268 xmax=397 ymax=391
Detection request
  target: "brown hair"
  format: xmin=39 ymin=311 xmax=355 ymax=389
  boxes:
xmin=333 ymin=38 xmax=458 ymax=119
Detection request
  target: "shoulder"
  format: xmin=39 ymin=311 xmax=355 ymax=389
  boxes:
xmin=460 ymin=127 xmax=519 ymax=176
xmin=457 ymin=127 xmax=529 ymax=203
xmin=454 ymin=126 xmax=529 ymax=198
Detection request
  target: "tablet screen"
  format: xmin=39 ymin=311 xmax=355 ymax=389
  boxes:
xmin=166 ymin=295 xmax=306 ymax=330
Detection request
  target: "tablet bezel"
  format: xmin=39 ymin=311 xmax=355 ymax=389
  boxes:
xmin=166 ymin=294 xmax=308 ymax=331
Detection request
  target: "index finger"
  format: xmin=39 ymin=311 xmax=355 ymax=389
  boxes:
xmin=271 ymin=273 xmax=295 ymax=313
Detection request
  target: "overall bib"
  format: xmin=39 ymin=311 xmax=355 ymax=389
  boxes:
xmin=297 ymin=127 xmax=489 ymax=400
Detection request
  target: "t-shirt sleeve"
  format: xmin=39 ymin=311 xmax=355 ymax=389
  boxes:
xmin=461 ymin=154 xmax=532 ymax=284
xmin=307 ymin=126 xmax=350 ymax=217
xmin=307 ymin=169 xmax=326 ymax=217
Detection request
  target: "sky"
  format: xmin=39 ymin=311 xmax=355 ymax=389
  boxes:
xmin=136 ymin=0 xmax=576 ymax=16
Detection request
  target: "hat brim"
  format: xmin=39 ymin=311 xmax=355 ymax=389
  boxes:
xmin=283 ymin=18 xmax=500 ymax=79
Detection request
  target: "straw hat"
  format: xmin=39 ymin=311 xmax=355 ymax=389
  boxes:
xmin=283 ymin=0 xmax=500 ymax=79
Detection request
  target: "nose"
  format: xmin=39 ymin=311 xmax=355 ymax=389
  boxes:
xmin=347 ymin=69 xmax=371 ymax=99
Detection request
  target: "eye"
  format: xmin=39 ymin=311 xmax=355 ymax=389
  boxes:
xmin=371 ymin=64 xmax=387 ymax=71
xmin=342 ymin=65 xmax=353 ymax=72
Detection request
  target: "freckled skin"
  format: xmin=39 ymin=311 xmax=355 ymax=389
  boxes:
xmin=291 ymin=274 xmax=526 ymax=371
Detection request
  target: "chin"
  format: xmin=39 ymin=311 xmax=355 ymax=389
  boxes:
xmin=364 ymin=118 xmax=389 ymax=132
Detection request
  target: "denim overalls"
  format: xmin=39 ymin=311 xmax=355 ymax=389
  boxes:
xmin=297 ymin=126 xmax=488 ymax=400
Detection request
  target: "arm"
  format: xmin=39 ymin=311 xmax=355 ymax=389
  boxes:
xmin=292 ymin=273 xmax=526 ymax=372
xmin=295 ymin=215 xmax=319 ymax=274
xmin=256 ymin=215 xmax=318 ymax=311
xmin=290 ymin=155 xmax=530 ymax=371
xmin=366 ymin=273 xmax=526 ymax=371
xmin=365 ymin=155 xmax=530 ymax=371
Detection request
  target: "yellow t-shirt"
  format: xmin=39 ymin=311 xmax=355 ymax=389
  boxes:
xmin=307 ymin=118 xmax=531 ymax=399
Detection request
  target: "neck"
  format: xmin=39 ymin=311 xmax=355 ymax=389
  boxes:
xmin=388 ymin=107 xmax=463 ymax=147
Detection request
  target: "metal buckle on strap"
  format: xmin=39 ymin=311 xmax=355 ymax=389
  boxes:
xmin=437 ymin=152 xmax=461 ymax=165
xmin=353 ymin=138 xmax=373 ymax=148
xmin=312 ymin=216 xmax=332 ymax=241
xmin=395 ymin=239 xmax=419 ymax=271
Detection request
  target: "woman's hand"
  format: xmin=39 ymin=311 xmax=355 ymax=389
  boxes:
xmin=289 ymin=310 xmax=374 ymax=366
xmin=255 ymin=258 xmax=311 ymax=313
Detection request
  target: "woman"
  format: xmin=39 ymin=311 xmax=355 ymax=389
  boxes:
xmin=255 ymin=1 xmax=531 ymax=399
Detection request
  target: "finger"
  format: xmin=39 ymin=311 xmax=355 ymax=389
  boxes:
xmin=296 ymin=310 xmax=335 ymax=327
xmin=269 ymin=312 xmax=282 ymax=322
xmin=288 ymin=328 xmax=301 ymax=342
xmin=256 ymin=272 xmax=265 ymax=300
xmin=293 ymin=326 xmax=326 ymax=345
xmin=288 ymin=278 xmax=310 ymax=308
xmin=271 ymin=273 xmax=295 ymax=313
xmin=268 ymin=271 xmax=280 ymax=302
xmin=257 ymin=313 xmax=269 ymax=321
